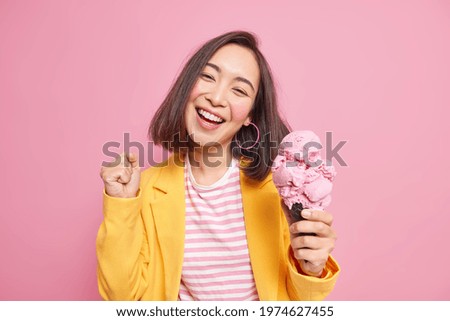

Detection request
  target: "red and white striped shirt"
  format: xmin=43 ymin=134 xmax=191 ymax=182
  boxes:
xmin=178 ymin=157 xmax=259 ymax=301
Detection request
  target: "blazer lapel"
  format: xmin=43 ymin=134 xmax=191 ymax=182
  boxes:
xmin=150 ymin=155 xmax=186 ymax=300
xmin=240 ymin=171 xmax=281 ymax=301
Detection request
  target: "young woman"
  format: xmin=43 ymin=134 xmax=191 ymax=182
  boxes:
xmin=97 ymin=31 xmax=340 ymax=301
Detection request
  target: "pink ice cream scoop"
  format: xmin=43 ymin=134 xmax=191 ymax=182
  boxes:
xmin=272 ymin=130 xmax=336 ymax=224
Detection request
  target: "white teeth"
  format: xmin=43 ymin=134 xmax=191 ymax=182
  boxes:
xmin=198 ymin=108 xmax=224 ymax=123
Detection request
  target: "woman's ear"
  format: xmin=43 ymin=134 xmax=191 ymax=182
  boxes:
xmin=243 ymin=118 xmax=252 ymax=126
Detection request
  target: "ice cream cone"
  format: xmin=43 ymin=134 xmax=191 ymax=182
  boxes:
xmin=290 ymin=202 xmax=315 ymax=237
xmin=271 ymin=130 xmax=337 ymax=237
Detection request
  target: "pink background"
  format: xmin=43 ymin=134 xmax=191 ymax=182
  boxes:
xmin=1 ymin=0 xmax=449 ymax=300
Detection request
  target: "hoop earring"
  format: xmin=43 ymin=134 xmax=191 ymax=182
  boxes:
xmin=235 ymin=122 xmax=260 ymax=150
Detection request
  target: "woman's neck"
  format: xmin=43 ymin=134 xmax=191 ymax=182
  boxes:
xmin=188 ymin=143 xmax=233 ymax=186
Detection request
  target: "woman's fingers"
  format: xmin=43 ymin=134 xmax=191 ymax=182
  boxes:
xmin=301 ymin=209 xmax=333 ymax=226
xmin=288 ymin=209 xmax=337 ymax=276
xmin=290 ymin=234 xmax=335 ymax=251
xmin=300 ymin=260 xmax=325 ymax=277
xmin=100 ymin=152 xmax=141 ymax=198
xmin=117 ymin=167 xmax=132 ymax=184
xmin=293 ymin=248 xmax=328 ymax=268
xmin=289 ymin=209 xmax=337 ymax=238
xmin=124 ymin=152 xmax=139 ymax=169
xmin=290 ymin=220 xmax=336 ymax=238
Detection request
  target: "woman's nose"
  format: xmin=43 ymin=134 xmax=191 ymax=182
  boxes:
xmin=206 ymin=84 xmax=227 ymax=107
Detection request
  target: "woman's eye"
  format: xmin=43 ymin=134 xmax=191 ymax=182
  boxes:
xmin=234 ymin=88 xmax=248 ymax=96
xmin=200 ymin=73 xmax=214 ymax=81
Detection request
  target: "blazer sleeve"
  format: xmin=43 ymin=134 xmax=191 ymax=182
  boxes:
xmin=281 ymin=210 xmax=341 ymax=300
xmin=96 ymin=190 xmax=150 ymax=300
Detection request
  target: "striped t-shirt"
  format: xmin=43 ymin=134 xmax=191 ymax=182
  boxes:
xmin=178 ymin=157 xmax=259 ymax=301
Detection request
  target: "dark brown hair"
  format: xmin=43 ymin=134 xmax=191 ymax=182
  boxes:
xmin=149 ymin=30 xmax=291 ymax=181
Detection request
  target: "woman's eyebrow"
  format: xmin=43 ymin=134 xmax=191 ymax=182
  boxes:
xmin=205 ymin=62 xmax=255 ymax=93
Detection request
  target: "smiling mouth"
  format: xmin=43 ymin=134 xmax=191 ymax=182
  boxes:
xmin=196 ymin=108 xmax=225 ymax=124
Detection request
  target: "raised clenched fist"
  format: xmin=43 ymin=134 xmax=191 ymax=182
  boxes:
xmin=100 ymin=152 xmax=141 ymax=198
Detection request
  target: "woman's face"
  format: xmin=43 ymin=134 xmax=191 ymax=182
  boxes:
xmin=184 ymin=44 xmax=260 ymax=150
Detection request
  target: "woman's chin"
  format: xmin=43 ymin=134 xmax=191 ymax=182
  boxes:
xmin=188 ymin=133 xmax=229 ymax=150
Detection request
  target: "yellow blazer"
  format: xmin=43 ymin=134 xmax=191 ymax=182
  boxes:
xmin=96 ymin=155 xmax=340 ymax=300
